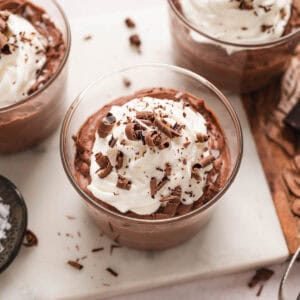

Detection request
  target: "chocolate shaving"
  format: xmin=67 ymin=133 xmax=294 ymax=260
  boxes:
xmin=191 ymin=164 xmax=202 ymax=181
xmin=145 ymin=130 xmax=161 ymax=147
xmin=108 ymin=135 xmax=118 ymax=148
xmin=136 ymin=111 xmax=154 ymax=121
xmin=239 ymin=0 xmax=253 ymax=10
xmin=154 ymin=118 xmax=182 ymax=138
xmin=106 ymin=267 xmax=118 ymax=277
xmin=116 ymin=175 xmax=131 ymax=190
xmin=165 ymin=163 xmax=172 ymax=177
xmin=23 ymin=229 xmax=38 ymax=247
xmin=91 ymin=247 xmax=104 ymax=252
xmin=98 ymin=112 xmax=116 ymax=138
xmin=129 ymin=34 xmax=141 ymax=48
xmin=123 ymin=77 xmax=131 ymax=87
xmin=256 ymin=285 xmax=264 ymax=297
xmin=67 ymin=260 xmax=83 ymax=270
xmin=110 ymin=244 xmax=121 ymax=255
xmin=158 ymin=136 xmax=170 ymax=150
xmin=150 ymin=177 xmax=157 ymax=197
xmin=282 ymin=169 xmax=300 ymax=197
xmin=0 ymin=31 xmax=8 ymax=50
xmin=83 ymin=34 xmax=92 ymax=41
xmin=199 ymin=154 xmax=215 ymax=168
xmin=125 ymin=122 xmax=144 ymax=141
xmin=248 ymin=268 xmax=274 ymax=288
xmin=160 ymin=195 xmax=180 ymax=202
xmin=115 ymin=150 xmax=124 ymax=170
xmin=156 ymin=176 xmax=168 ymax=192
xmin=125 ymin=17 xmax=136 ymax=28
xmin=95 ymin=152 xmax=113 ymax=178
xmin=196 ymin=133 xmax=209 ymax=143
xmin=261 ymin=24 xmax=273 ymax=32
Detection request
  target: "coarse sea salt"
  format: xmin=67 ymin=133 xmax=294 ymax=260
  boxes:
xmin=0 ymin=196 xmax=11 ymax=253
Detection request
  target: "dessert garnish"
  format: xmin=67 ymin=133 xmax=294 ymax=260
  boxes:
xmin=22 ymin=229 xmax=38 ymax=247
xmin=129 ymin=34 xmax=141 ymax=50
xmin=125 ymin=17 xmax=136 ymax=28
xmin=106 ymin=267 xmax=118 ymax=277
xmin=91 ymin=247 xmax=104 ymax=252
xmin=67 ymin=260 xmax=83 ymax=270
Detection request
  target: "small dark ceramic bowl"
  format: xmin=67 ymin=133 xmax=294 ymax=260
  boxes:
xmin=0 ymin=175 xmax=27 ymax=273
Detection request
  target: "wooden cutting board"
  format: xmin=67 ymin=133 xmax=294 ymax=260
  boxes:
xmin=242 ymin=62 xmax=300 ymax=254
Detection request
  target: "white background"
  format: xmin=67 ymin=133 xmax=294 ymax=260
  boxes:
xmin=57 ymin=1 xmax=300 ymax=299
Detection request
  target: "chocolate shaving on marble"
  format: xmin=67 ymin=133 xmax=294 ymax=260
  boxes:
xmin=125 ymin=17 xmax=135 ymax=28
xmin=129 ymin=34 xmax=141 ymax=48
xmin=282 ymin=169 xmax=300 ymax=197
xmin=106 ymin=267 xmax=118 ymax=277
xmin=23 ymin=229 xmax=38 ymax=247
xmin=154 ymin=118 xmax=182 ymax=138
xmin=98 ymin=112 xmax=116 ymax=138
xmin=68 ymin=260 xmax=83 ymax=270
xmin=95 ymin=152 xmax=113 ymax=178
xmin=125 ymin=122 xmax=144 ymax=141
xmin=116 ymin=175 xmax=131 ymax=190
xmin=115 ymin=151 xmax=124 ymax=170
xmin=196 ymin=133 xmax=209 ymax=143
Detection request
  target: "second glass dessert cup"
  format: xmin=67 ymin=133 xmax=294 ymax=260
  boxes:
xmin=60 ymin=64 xmax=243 ymax=250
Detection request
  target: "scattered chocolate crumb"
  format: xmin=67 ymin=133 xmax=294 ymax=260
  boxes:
xmin=92 ymin=247 xmax=104 ymax=252
xmin=66 ymin=215 xmax=76 ymax=220
xmin=68 ymin=260 xmax=83 ymax=270
xmin=23 ymin=229 xmax=38 ymax=247
xmin=248 ymin=268 xmax=274 ymax=288
xmin=125 ymin=17 xmax=136 ymax=28
xmin=103 ymin=283 xmax=110 ymax=287
xmin=110 ymin=244 xmax=122 ymax=255
xmin=83 ymin=34 xmax=92 ymax=41
xmin=106 ymin=267 xmax=118 ymax=277
xmin=256 ymin=285 xmax=264 ymax=297
xmin=129 ymin=34 xmax=141 ymax=50
xmin=123 ymin=77 xmax=131 ymax=87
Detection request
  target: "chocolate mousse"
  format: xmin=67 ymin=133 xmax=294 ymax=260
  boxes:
xmin=74 ymin=88 xmax=230 ymax=220
xmin=0 ymin=0 xmax=69 ymax=153
xmin=169 ymin=0 xmax=300 ymax=92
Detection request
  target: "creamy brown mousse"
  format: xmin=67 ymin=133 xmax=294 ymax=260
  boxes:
xmin=0 ymin=0 xmax=67 ymax=153
xmin=74 ymin=88 xmax=230 ymax=220
xmin=169 ymin=0 xmax=300 ymax=92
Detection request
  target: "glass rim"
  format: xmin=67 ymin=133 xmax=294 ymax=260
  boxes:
xmin=60 ymin=63 xmax=243 ymax=224
xmin=168 ymin=0 xmax=300 ymax=49
xmin=0 ymin=0 xmax=72 ymax=112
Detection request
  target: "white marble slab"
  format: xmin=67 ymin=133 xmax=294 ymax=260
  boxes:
xmin=0 ymin=5 xmax=289 ymax=300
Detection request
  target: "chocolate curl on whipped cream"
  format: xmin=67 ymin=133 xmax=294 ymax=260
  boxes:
xmin=95 ymin=152 xmax=112 ymax=178
xmin=154 ymin=118 xmax=182 ymax=138
xmin=0 ymin=13 xmax=8 ymax=50
xmin=145 ymin=130 xmax=162 ymax=147
xmin=98 ymin=113 xmax=116 ymax=138
xmin=125 ymin=122 xmax=144 ymax=141
xmin=196 ymin=133 xmax=209 ymax=143
xmin=115 ymin=150 xmax=124 ymax=170
xmin=136 ymin=111 xmax=155 ymax=122
xmin=198 ymin=154 xmax=215 ymax=168
xmin=116 ymin=175 xmax=131 ymax=190
xmin=191 ymin=164 xmax=202 ymax=181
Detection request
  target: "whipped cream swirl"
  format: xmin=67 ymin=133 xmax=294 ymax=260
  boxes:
xmin=180 ymin=0 xmax=292 ymax=53
xmin=0 ymin=12 xmax=47 ymax=108
xmin=88 ymin=97 xmax=217 ymax=215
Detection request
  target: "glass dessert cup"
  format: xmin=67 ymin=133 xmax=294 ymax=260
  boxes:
xmin=168 ymin=0 xmax=300 ymax=93
xmin=0 ymin=0 xmax=71 ymax=154
xmin=60 ymin=64 xmax=243 ymax=250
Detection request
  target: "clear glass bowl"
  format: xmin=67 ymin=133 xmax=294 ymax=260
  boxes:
xmin=0 ymin=0 xmax=71 ymax=153
xmin=168 ymin=0 xmax=300 ymax=93
xmin=60 ymin=64 xmax=243 ymax=250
